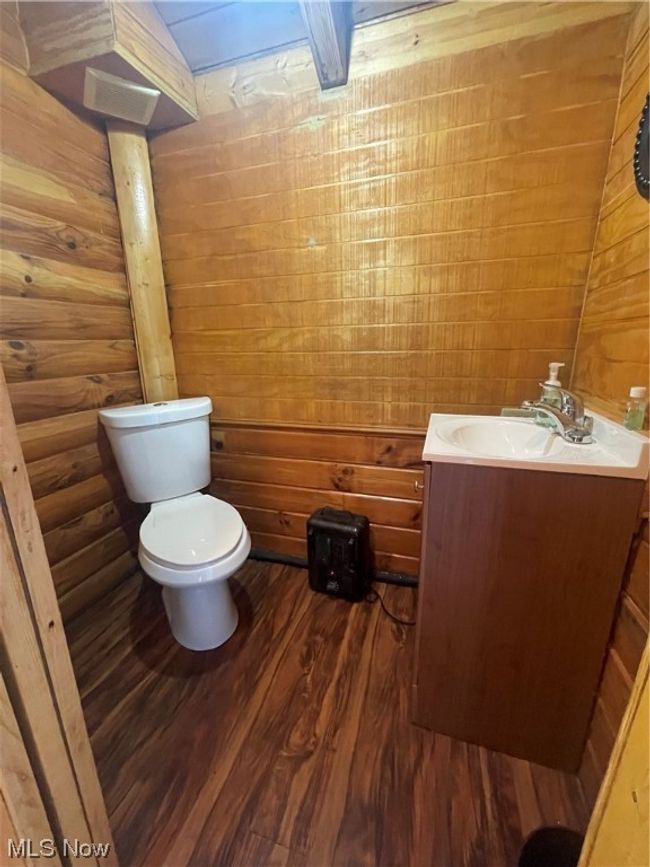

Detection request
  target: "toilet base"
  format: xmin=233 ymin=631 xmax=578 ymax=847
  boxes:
xmin=161 ymin=580 xmax=239 ymax=651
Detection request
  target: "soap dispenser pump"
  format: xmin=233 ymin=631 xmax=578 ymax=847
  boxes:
xmin=541 ymin=362 xmax=565 ymax=408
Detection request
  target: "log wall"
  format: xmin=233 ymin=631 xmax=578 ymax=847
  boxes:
xmin=0 ymin=57 xmax=143 ymax=620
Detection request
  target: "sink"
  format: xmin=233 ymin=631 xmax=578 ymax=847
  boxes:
xmin=436 ymin=417 xmax=566 ymax=460
xmin=423 ymin=411 xmax=649 ymax=479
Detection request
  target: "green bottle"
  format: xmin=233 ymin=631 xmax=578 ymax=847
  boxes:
xmin=624 ymin=386 xmax=648 ymax=431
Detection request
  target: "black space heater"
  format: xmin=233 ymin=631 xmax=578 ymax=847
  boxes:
xmin=307 ymin=507 xmax=371 ymax=602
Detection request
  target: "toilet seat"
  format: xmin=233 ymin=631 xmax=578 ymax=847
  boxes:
xmin=139 ymin=526 xmax=251 ymax=588
xmin=140 ymin=492 xmax=243 ymax=567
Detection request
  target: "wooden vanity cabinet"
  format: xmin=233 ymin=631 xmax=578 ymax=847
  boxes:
xmin=412 ymin=461 xmax=644 ymax=772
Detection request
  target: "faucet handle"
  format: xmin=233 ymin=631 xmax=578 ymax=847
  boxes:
xmin=557 ymin=388 xmax=584 ymax=422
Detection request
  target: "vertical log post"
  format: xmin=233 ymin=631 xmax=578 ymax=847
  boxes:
xmin=107 ymin=121 xmax=178 ymax=403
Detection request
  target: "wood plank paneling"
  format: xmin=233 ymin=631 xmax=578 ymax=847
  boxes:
xmin=43 ymin=498 xmax=140 ymax=566
xmin=150 ymin=6 xmax=630 ymax=568
xmin=0 ymin=58 xmax=142 ymax=619
xmin=0 ymin=368 xmax=117 ymax=866
xmin=578 ymin=646 xmax=649 ymax=867
xmin=7 ymin=370 xmax=143 ymax=424
xmin=186 ymin=3 xmax=634 ymax=116
xmin=0 ymin=674 xmax=61 ymax=867
xmin=572 ymin=3 xmax=649 ymax=420
xmin=19 ymin=0 xmax=198 ymax=129
xmin=1 ymin=338 xmax=139 ymax=383
xmin=579 ymin=521 xmax=649 ymax=808
xmin=152 ymin=7 xmax=627 ymax=430
xmin=212 ymin=422 xmax=423 ymax=575
xmin=0 ymin=1 xmax=28 ymax=73
xmin=575 ymin=5 xmax=649 ymax=809
xmin=111 ymin=0 xmax=197 ymax=118
xmin=0 ymin=249 xmax=130 ymax=306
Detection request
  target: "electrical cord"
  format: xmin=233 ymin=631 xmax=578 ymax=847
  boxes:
xmin=366 ymin=585 xmax=416 ymax=626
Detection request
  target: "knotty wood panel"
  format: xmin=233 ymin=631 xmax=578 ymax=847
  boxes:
xmin=572 ymin=3 xmax=649 ymax=420
xmin=575 ymin=6 xmax=650 ymax=809
xmin=188 ymin=2 xmax=634 ymax=115
xmin=152 ymin=6 xmax=629 ymax=429
xmin=0 ymin=58 xmax=142 ymax=618
xmin=67 ymin=563 xmax=590 ymax=867
xmin=212 ymin=421 xmax=423 ymax=575
xmin=150 ymin=3 xmax=631 ymax=568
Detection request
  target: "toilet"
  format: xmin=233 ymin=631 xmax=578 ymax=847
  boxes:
xmin=99 ymin=397 xmax=250 ymax=651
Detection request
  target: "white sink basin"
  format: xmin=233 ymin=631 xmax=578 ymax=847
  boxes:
xmin=437 ymin=417 xmax=566 ymax=460
xmin=423 ymin=411 xmax=649 ymax=479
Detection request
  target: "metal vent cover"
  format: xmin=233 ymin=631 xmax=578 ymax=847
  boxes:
xmin=83 ymin=67 xmax=160 ymax=125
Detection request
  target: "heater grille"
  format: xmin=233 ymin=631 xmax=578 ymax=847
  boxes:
xmin=83 ymin=67 xmax=160 ymax=125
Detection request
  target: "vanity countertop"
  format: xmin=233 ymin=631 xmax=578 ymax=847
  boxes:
xmin=422 ymin=410 xmax=649 ymax=480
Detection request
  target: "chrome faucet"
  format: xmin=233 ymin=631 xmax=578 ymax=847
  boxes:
xmin=521 ymin=385 xmax=594 ymax=444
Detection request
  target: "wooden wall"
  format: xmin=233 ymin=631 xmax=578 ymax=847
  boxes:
xmin=0 ymin=1 xmax=27 ymax=73
xmin=211 ymin=421 xmax=424 ymax=574
xmin=0 ymin=57 xmax=143 ymax=620
xmin=580 ymin=516 xmax=649 ymax=807
xmin=576 ymin=4 xmax=650 ymax=809
xmin=19 ymin=0 xmax=198 ymax=129
xmin=150 ymin=1 xmax=632 ymax=571
xmin=572 ymin=6 xmax=649 ymax=421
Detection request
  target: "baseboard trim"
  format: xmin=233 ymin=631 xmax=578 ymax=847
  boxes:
xmin=249 ymin=547 xmax=419 ymax=588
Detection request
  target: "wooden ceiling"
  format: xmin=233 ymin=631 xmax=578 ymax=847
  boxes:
xmin=156 ymin=1 xmax=437 ymax=73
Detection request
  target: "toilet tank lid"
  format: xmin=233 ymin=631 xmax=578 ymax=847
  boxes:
xmin=99 ymin=397 xmax=212 ymax=429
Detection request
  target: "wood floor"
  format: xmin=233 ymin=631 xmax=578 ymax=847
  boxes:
xmin=67 ymin=561 xmax=590 ymax=867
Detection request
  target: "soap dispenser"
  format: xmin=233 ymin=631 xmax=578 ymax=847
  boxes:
xmin=541 ymin=362 xmax=565 ymax=408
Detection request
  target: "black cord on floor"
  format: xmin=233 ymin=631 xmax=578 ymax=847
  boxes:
xmin=366 ymin=586 xmax=416 ymax=626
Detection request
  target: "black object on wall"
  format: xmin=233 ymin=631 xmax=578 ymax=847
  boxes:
xmin=633 ymin=94 xmax=649 ymax=201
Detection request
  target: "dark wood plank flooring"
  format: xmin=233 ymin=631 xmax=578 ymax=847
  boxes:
xmin=66 ymin=561 xmax=590 ymax=867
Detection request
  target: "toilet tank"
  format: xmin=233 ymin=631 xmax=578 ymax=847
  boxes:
xmin=99 ymin=397 xmax=212 ymax=503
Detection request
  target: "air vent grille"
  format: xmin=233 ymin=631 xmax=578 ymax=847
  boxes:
xmin=83 ymin=67 xmax=160 ymax=125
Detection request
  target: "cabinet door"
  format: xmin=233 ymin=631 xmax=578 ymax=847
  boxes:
xmin=412 ymin=461 xmax=643 ymax=772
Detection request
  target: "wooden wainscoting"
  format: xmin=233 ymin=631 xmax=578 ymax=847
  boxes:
xmin=579 ymin=514 xmax=649 ymax=806
xmin=0 ymin=60 xmax=143 ymax=619
xmin=210 ymin=422 xmax=424 ymax=575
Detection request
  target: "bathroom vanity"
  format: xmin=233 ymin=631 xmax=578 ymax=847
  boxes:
xmin=412 ymin=412 xmax=648 ymax=772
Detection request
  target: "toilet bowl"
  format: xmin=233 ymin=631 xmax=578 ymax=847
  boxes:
xmin=138 ymin=492 xmax=251 ymax=650
xmin=98 ymin=397 xmax=251 ymax=651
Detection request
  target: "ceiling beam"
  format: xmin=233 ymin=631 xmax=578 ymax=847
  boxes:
xmin=299 ymin=0 xmax=353 ymax=89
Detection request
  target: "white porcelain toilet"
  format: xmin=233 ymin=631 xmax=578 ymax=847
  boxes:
xmin=99 ymin=397 xmax=250 ymax=651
